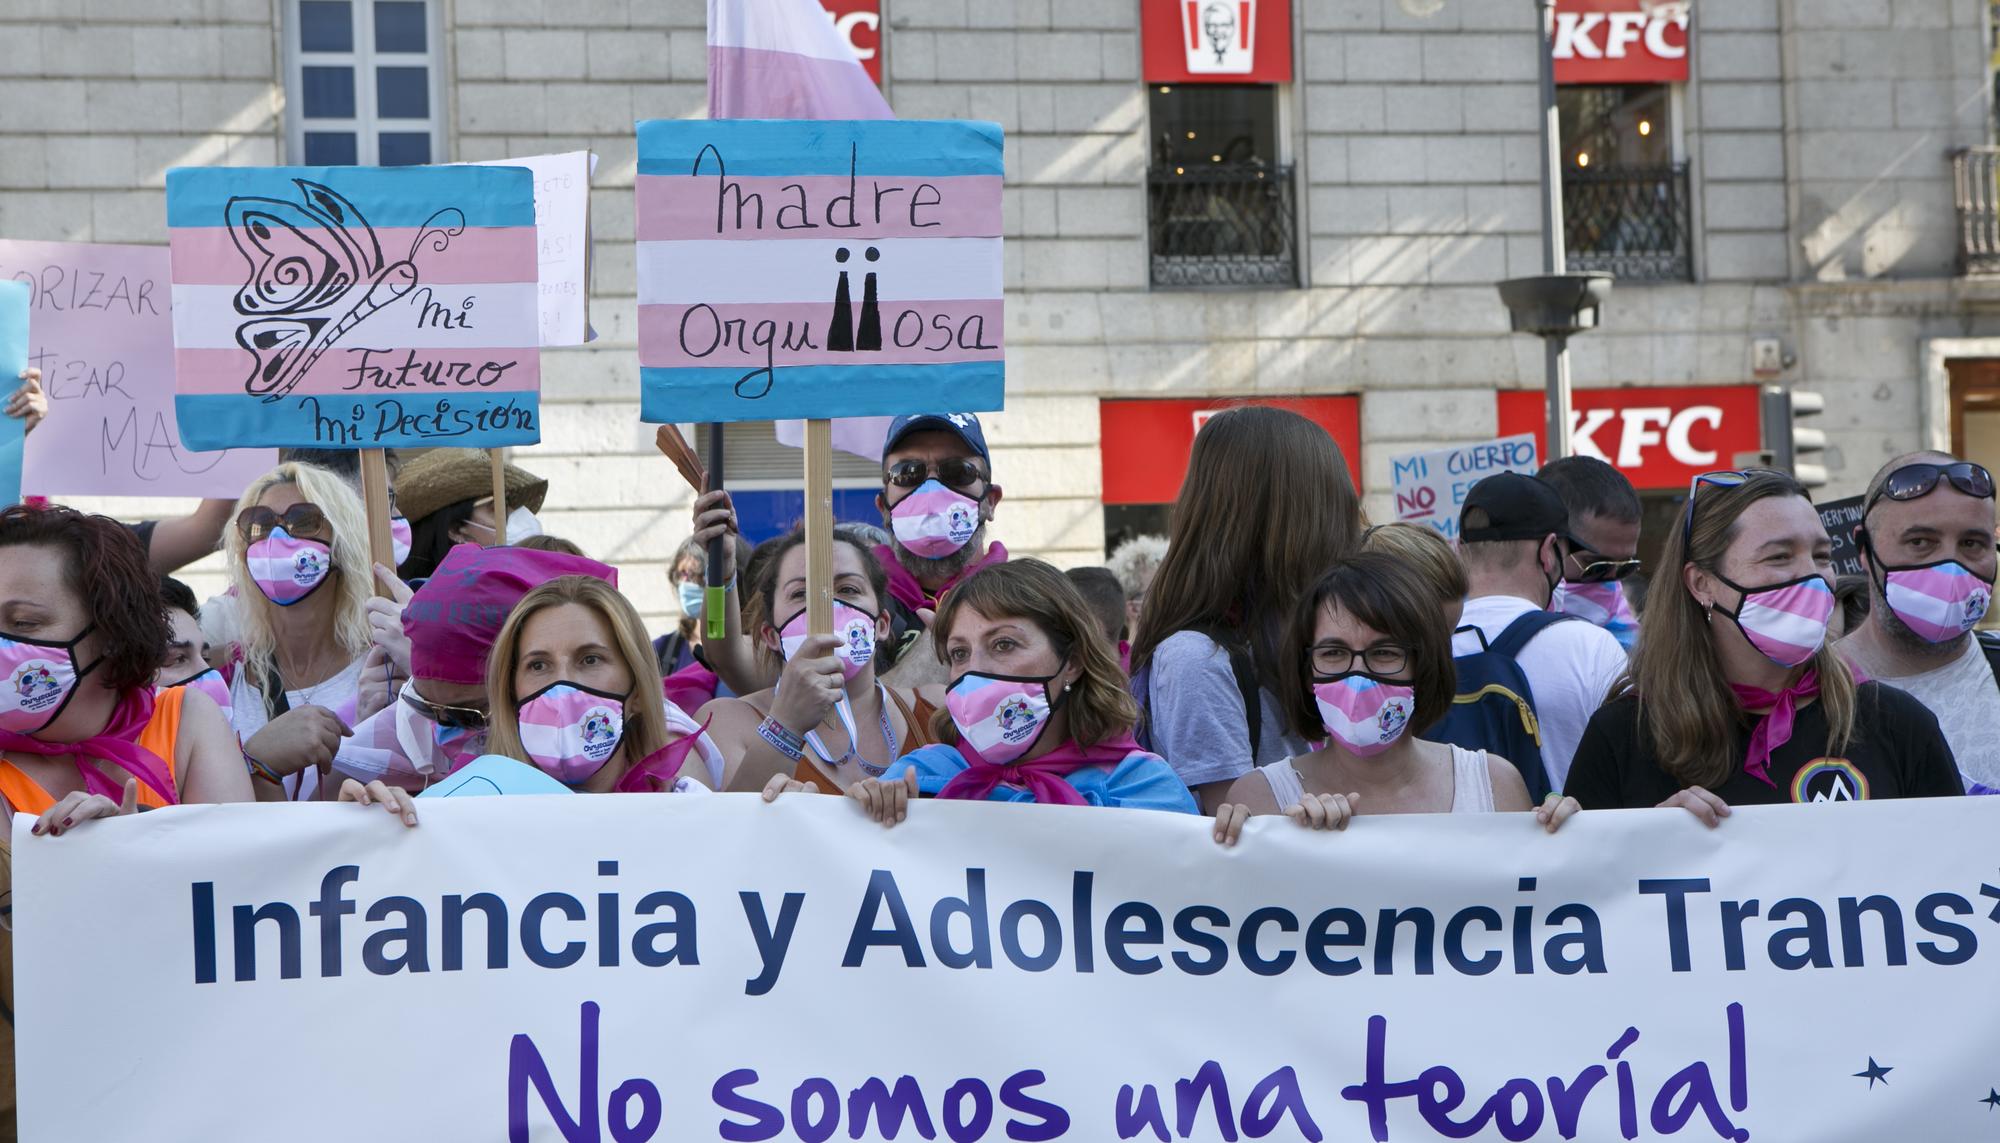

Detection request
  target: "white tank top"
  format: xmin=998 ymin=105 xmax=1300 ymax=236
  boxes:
xmin=1258 ymin=745 xmax=1497 ymax=814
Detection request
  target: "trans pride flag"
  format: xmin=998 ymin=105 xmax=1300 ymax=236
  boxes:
xmin=165 ymin=165 xmax=541 ymax=450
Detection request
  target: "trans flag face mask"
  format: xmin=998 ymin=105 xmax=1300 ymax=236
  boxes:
xmin=515 ymin=681 xmax=628 ymax=785
xmin=779 ymin=601 xmax=879 ymax=681
xmin=1550 ymin=580 xmax=1639 ymax=650
xmin=1313 ymin=672 xmax=1416 ymax=758
xmin=890 ymin=480 xmax=981 ymax=559
xmin=389 ymin=515 xmax=413 ymax=567
xmin=946 ymin=670 xmax=1062 ymax=765
xmin=1871 ymin=554 xmax=1994 ymax=644
xmin=246 ymin=526 xmax=334 ymax=606
xmin=1713 ymin=573 xmax=1835 ymax=668
xmin=0 ymin=627 xmax=96 ymax=734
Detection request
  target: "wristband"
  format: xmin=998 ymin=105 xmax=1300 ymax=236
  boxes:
xmin=755 ymin=716 xmax=806 ymax=763
xmin=243 ymin=752 xmax=284 ymax=784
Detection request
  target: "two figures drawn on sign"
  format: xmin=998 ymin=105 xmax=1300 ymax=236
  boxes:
xmin=827 ymin=245 xmax=883 ymax=354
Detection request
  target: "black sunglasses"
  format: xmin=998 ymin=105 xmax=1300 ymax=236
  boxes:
xmin=1562 ymin=537 xmax=1643 ymax=583
xmin=237 ymin=503 xmax=330 ymax=543
xmin=884 ymin=457 xmax=987 ymax=492
xmin=1866 ymin=462 xmax=1996 ymax=513
xmin=400 ymin=687 xmax=488 ymax=731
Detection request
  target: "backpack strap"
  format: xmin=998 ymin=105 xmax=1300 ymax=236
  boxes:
xmin=1485 ymin=609 xmax=1581 ymax=660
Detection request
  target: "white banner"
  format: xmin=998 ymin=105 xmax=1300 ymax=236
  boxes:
xmin=15 ymin=795 xmax=2000 ymax=1141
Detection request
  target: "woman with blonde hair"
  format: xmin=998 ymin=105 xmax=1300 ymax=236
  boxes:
xmin=222 ymin=461 xmax=379 ymax=800
xmin=832 ymin=559 xmax=1197 ymax=823
xmin=1360 ymin=522 xmax=1468 ymax=629
xmin=480 ymin=575 xmax=721 ymax=793
xmin=1567 ymin=469 xmax=1960 ymax=819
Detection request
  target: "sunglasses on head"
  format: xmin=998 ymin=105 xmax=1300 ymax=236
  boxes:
xmin=1679 ymin=468 xmax=1766 ymax=552
xmin=400 ymin=687 xmax=488 ymax=731
xmin=1562 ymin=537 xmax=1643 ymax=583
xmin=237 ymin=503 xmax=330 ymax=543
xmin=884 ymin=457 xmax=987 ymax=492
xmin=1867 ymin=461 xmax=1996 ymax=512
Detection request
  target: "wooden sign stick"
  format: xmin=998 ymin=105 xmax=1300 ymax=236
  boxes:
xmin=489 ymin=448 xmax=509 ymax=546
xmin=804 ymin=418 xmax=835 ymax=636
xmin=359 ymin=449 xmax=396 ymax=599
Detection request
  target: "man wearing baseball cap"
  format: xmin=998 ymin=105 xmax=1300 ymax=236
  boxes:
xmin=1452 ymin=472 xmax=1628 ymax=791
xmin=872 ymin=412 xmax=1009 ymax=685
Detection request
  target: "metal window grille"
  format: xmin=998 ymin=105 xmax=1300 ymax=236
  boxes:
xmin=1146 ymin=163 xmax=1299 ymax=289
xmin=1561 ymin=162 xmax=1693 ymax=282
xmin=1953 ymin=147 xmax=2000 ymax=276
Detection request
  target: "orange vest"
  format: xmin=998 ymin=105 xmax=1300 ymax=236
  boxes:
xmin=0 ymin=688 xmax=185 ymax=816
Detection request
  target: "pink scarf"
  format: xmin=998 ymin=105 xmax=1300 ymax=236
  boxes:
xmin=874 ymin=542 xmax=1009 ymax=615
xmin=614 ymin=718 xmax=712 ymax=794
xmin=939 ymin=732 xmax=1143 ymax=807
xmin=0 ymin=687 xmax=179 ymax=806
xmin=1730 ymin=668 xmax=1819 ymax=789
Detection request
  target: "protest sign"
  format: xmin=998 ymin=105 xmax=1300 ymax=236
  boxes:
xmin=17 ymin=794 xmax=2000 ymax=1141
xmin=633 ymin=119 xmax=1005 ymax=424
xmin=1818 ymin=494 xmax=1867 ymax=578
xmin=0 ymin=280 xmax=26 ymax=507
xmin=467 ymin=151 xmax=596 ymax=347
xmin=165 ymin=165 xmax=542 ymax=450
xmin=1390 ymin=433 xmax=1540 ymax=540
xmin=0 ymin=240 xmax=273 ymax=498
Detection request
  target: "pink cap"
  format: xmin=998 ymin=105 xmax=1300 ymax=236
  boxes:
xmin=403 ymin=543 xmax=618 ymax=685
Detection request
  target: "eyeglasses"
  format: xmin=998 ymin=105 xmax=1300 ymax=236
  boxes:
xmin=237 ymin=503 xmax=330 ymax=544
xmin=1680 ymin=469 xmax=1759 ymax=552
xmin=1866 ymin=462 xmax=1996 ymax=513
xmin=1562 ymin=537 xmax=1643 ymax=583
xmin=1309 ymin=642 xmax=1409 ymax=678
xmin=400 ymin=687 xmax=488 ymax=731
xmin=884 ymin=457 xmax=987 ymax=492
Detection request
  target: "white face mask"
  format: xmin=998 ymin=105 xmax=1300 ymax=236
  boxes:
xmin=507 ymin=506 xmax=543 ymax=541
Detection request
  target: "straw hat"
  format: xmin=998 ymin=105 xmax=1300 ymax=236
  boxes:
xmin=394 ymin=448 xmax=549 ymax=524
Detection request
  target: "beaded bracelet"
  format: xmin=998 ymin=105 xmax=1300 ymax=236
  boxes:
xmin=755 ymin=716 xmax=806 ymax=763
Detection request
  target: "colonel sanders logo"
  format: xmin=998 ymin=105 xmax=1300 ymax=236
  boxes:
xmin=1180 ymin=0 xmax=1256 ymax=74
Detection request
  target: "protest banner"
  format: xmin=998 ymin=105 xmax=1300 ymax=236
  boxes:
xmin=632 ymin=119 xmax=1005 ymax=426
xmin=164 ymin=164 xmax=542 ymax=451
xmin=467 ymin=151 xmax=596 ymax=347
xmin=1818 ymin=494 xmax=1867 ymax=578
xmin=1390 ymin=434 xmax=1540 ymax=540
xmin=0 ymin=280 xmax=26 ymax=507
xmin=0 ymin=241 xmax=274 ymax=498
xmin=17 ymin=794 xmax=2000 ymax=1141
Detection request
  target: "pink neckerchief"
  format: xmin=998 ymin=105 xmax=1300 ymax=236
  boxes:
xmin=0 ymin=687 xmax=179 ymax=805
xmin=939 ymin=732 xmax=1142 ymax=807
xmin=874 ymin=542 xmax=1009 ymax=615
xmin=1730 ymin=668 xmax=1820 ymax=788
xmin=614 ymin=717 xmax=713 ymax=793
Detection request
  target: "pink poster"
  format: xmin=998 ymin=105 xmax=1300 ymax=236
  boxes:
xmin=0 ymin=240 xmax=274 ymax=498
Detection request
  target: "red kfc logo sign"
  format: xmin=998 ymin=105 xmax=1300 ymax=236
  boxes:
xmin=1181 ymin=0 xmax=1257 ymax=75
xmin=1551 ymin=0 xmax=1689 ymax=85
xmin=1495 ymin=386 xmax=1762 ymax=490
xmin=820 ymin=0 xmax=883 ymax=87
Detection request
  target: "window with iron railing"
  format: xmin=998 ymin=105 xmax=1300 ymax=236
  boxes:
xmin=1953 ymin=147 xmax=2000 ymax=276
xmin=1146 ymin=83 xmax=1298 ymax=289
xmin=1558 ymin=83 xmax=1692 ymax=281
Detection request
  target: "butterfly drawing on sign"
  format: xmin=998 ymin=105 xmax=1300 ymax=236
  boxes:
xmin=225 ymin=179 xmax=466 ymax=401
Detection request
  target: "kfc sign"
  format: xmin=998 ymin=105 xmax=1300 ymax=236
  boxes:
xmin=820 ymin=0 xmax=883 ymax=87
xmin=1142 ymin=0 xmax=1292 ymax=85
xmin=1495 ymin=386 xmax=1762 ymax=490
xmin=1101 ymin=396 xmax=1358 ymax=504
xmin=1552 ymin=0 xmax=1689 ymax=85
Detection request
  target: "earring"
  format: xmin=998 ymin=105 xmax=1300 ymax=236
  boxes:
xmin=1704 ymin=602 xmax=1714 ymax=623
xmin=1063 ymin=683 xmax=1073 ymax=693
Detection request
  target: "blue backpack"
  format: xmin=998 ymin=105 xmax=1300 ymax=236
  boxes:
xmin=1419 ymin=610 xmax=1581 ymax=802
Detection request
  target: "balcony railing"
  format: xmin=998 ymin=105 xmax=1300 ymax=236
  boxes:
xmin=1953 ymin=146 xmax=2000 ymax=276
xmin=1147 ymin=163 xmax=1298 ymax=289
xmin=1562 ymin=162 xmax=1693 ymax=282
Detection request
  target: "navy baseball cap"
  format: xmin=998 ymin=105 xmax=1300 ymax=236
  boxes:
xmin=1460 ymin=472 xmax=1568 ymax=542
xmin=882 ymin=413 xmax=990 ymax=463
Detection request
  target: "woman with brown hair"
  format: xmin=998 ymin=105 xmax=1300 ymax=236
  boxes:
xmin=1210 ymin=553 xmax=1576 ymax=844
xmin=1566 ymin=469 xmax=1960 ymax=819
xmin=835 ymin=559 xmax=1197 ymax=822
xmin=701 ymin=528 xmax=944 ymax=795
xmin=1130 ymin=406 xmax=1366 ymax=810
